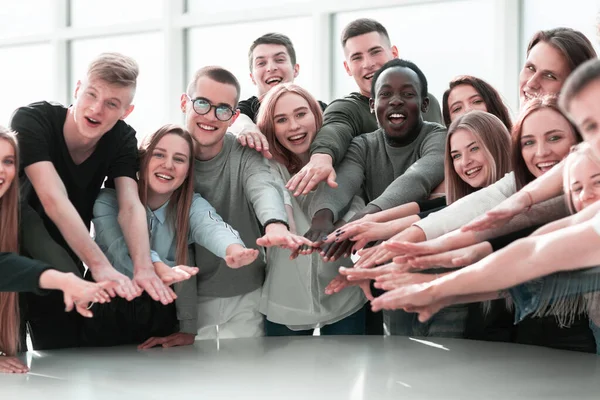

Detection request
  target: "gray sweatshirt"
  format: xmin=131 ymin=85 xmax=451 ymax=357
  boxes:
xmin=309 ymin=122 xmax=447 ymax=220
xmin=190 ymin=133 xmax=288 ymax=298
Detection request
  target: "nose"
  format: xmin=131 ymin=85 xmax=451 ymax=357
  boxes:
xmin=362 ymin=54 xmax=376 ymax=71
xmin=388 ymin=93 xmax=404 ymax=106
xmin=580 ymin=185 xmax=596 ymax=203
xmin=163 ymin=156 xmax=174 ymax=170
xmin=266 ymin=59 xmax=278 ymax=72
xmin=535 ymin=140 xmax=551 ymax=157
xmin=526 ymin=72 xmax=541 ymax=90
xmin=462 ymin=152 xmax=473 ymax=167
xmin=289 ymin=117 xmax=300 ymax=131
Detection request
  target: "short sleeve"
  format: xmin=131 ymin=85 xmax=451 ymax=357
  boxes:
xmin=106 ymin=123 xmax=139 ymax=184
xmin=10 ymin=103 xmax=55 ymax=170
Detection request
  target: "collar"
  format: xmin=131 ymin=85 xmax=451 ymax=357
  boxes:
xmin=149 ymin=200 xmax=169 ymax=225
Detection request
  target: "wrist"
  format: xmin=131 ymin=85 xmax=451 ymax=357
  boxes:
xmin=311 ymin=153 xmax=333 ymax=164
xmin=226 ymin=243 xmax=245 ymax=255
xmin=39 ymin=269 xmax=70 ymax=291
xmin=265 ymin=222 xmax=288 ymax=234
xmin=312 ymin=209 xmax=334 ymax=224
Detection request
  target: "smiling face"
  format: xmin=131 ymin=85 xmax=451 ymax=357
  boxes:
xmin=343 ymin=31 xmax=398 ymax=97
xmin=182 ymin=76 xmax=239 ymax=159
xmin=567 ymin=78 xmax=600 ymax=160
xmin=146 ymin=133 xmax=191 ymax=206
xmin=568 ymin=154 xmax=600 ymax=212
xmin=372 ymin=66 xmax=426 ymax=142
xmin=272 ymin=92 xmax=317 ymax=159
xmin=0 ymin=138 xmax=16 ymax=200
xmin=72 ymin=77 xmax=134 ymax=141
xmin=250 ymin=44 xmax=299 ymax=96
xmin=449 ymin=128 xmax=490 ymax=189
xmin=520 ymin=108 xmax=577 ymax=178
xmin=447 ymin=84 xmax=488 ymax=122
xmin=519 ymin=42 xmax=571 ymax=108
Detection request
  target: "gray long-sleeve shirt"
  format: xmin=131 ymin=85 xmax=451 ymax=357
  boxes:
xmin=191 ymin=133 xmax=288 ymax=298
xmin=309 ymin=92 xmax=443 ymax=165
xmin=309 ymin=122 xmax=447 ymax=220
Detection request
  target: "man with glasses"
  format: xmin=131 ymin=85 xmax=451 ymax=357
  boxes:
xmin=140 ymin=66 xmax=311 ymax=346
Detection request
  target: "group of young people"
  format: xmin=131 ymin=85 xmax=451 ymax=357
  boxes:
xmin=1 ymin=16 xmax=600 ymax=374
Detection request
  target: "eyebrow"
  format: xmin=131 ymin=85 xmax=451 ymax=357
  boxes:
xmin=274 ymin=106 xmax=308 ymax=119
xmin=450 ymin=94 xmax=482 ymax=109
xmin=154 ymin=147 xmax=189 ymax=159
xmin=255 ymin=52 xmax=288 ymax=61
xmin=349 ymin=45 xmax=383 ymax=59
xmin=450 ymin=141 xmax=476 ymax=153
xmin=521 ymin=129 xmax=565 ymax=140
xmin=87 ymin=85 xmax=123 ymax=106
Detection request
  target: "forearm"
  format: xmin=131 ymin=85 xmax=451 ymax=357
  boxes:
xmin=432 ymin=221 xmax=600 ymax=300
xmin=38 ymin=269 xmax=73 ymax=291
xmin=387 ymin=215 xmax=421 ymax=236
xmin=44 ymin=199 xmax=111 ymax=272
xmin=519 ymin=160 xmax=565 ymax=203
xmin=118 ymin=202 xmax=153 ymax=272
xmin=371 ymin=202 xmax=420 ymax=223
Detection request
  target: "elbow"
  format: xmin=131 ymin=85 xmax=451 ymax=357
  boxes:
xmin=38 ymin=192 xmax=63 ymax=221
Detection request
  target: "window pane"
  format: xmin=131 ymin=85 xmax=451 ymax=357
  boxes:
xmin=187 ymin=17 xmax=316 ymax=103
xmin=70 ymin=0 xmax=163 ymax=27
xmin=0 ymin=1 xmax=54 ymax=39
xmin=523 ymin=0 xmax=599 ymax=55
xmin=333 ymin=0 xmax=507 ymax=113
xmin=0 ymin=44 xmax=53 ymax=126
xmin=187 ymin=0 xmax=311 ymax=13
xmin=71 ymin=33 xmax=167 ymax=142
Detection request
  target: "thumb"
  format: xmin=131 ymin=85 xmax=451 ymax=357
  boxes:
xmin=361 ymin=282 xmax=374 ymax=301
xmin=64 ymin=292 xmax=75 ymax=312
xmin=327 ymin=170 xmax=338 ymax=188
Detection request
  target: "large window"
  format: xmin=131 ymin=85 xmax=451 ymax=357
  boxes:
xmin=0 ymin=44 xmax=53 ymax=126
xmin=71 ymin=33 xmax=167 ymax=141
xmin=187 ymin=17 xmax=315 ymax=103
xmin=333 ymin=0 xmax=506 ymax=113
xmin=70 ymin=0 xmax=163 ymax=27
xmin=0 ymin=1 xmax=54 ymax=39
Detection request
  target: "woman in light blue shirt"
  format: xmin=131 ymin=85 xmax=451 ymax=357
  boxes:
xmin=84 ymin=124 xmax=258 ymax=347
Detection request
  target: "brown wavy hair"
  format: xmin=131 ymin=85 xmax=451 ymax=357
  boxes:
xmin=0 ymin=127 xmax=20 ymax=356
xmin=511 ymin=95 xmax=582 ymax=190
xmin=256 ymin=83 xmax=323 ymax=174
xmin=527 ymin=28 xmax=596 ymax=73
xmin=137 ymin=124 xmax=194 ymax=266
xmin=442 ymin=75 xmax=513 ymax=131
xmin=444 ymin=111 xmax=512 ymax=204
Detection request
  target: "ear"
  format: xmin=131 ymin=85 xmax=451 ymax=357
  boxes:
xmin=421 ymin=96 xmax=430 ymax=114
xmin=343 ymin=60 xmax=352 ymax=77
xmin=293 ymin=63 xmax=300 ymax=79
xmin=180 ymin=93 xmax=188 ymax=113
xmin=391 ymin=45 xmax=399 ymax=59
xmin=369 ymin=98 xmax=375 ymax=113
xmin=228 ymin=109 xmax=240 ymax=127
xmin=120 ymin=104 xmax=135 ymax=120
xmin=250 ymin=72 xmax=257 ymax=86
xmin=74 ymin=80 xmax=83 ymax=99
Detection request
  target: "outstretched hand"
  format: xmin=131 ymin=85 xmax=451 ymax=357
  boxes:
xmin=138 ymin=332 xmax=196 ymax=350
xmin=286 ymin=154 xmax=337 ymax=196
xmin=462 ymin=191 xmax=532 ymax=232
xmin=237 ymin=128 xmax=273 ymax=159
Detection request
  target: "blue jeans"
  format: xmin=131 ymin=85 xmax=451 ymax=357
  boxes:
xmin=265 ymin=306 xmax=366 ymax=336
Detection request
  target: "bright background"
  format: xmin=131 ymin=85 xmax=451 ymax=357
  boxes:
xmin=0 ymin=0 xmax=598 ymax=141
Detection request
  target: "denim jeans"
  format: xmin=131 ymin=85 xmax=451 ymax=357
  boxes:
xmin=265 ymin=306 xmax=366 ymax=336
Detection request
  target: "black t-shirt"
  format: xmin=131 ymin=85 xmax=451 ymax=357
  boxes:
xmin=238 ymin=95 xmax=328 ymax=122
xmin=11 ymin=101 xmax=138 ymax=265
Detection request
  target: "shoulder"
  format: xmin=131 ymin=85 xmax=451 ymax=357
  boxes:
xmin=238 ymin=96 xmax=259 ymax=108
xmin=11 ymin=101 xmax=65 ymax=132
xmin=325 ymin=94 xmax=368 ymax=114
xmin=104 ymin=119 xmax=137 ymax=144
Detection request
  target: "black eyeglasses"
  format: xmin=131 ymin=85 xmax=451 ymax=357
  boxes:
xmin=187 ymin=95 xmax=235 ymax=121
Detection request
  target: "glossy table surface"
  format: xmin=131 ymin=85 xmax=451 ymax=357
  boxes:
xmin=2 ymin=336 xmax=599 ymax=399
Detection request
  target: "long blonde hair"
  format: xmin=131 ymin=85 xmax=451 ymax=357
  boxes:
xmin=137 ymin=124 xmax=194 ymax=266
xmin=444 ymin=111 xmax=512 ymax=204
xmin=0 ymin=127 xmax=20 ymax=356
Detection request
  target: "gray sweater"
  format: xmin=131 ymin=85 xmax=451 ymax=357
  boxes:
xmin=191 ymin=133 xmax=288 ymax=297
xmin=309 ymin=122 xmax=447 ymax=220
xmin=310 ymin=92 xmax=443 ymax=165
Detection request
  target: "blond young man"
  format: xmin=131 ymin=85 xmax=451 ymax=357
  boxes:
xmin=12 ymin=53 xmax=172 ymax=349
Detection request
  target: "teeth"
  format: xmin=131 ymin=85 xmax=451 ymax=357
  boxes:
xmin=266 ymin=78 xmax=282 ymax=84
xmin=199 ymin=124 xmax=217 ymax=131
xmin=156 ymin=173 xmax=173 ymax=180
xmin=465 ymin=167 xmax=482 ymax=176
xmin=537 ymin=161 xmax=558 ymax=168
xmin=0 ymin=179 xmax=4 ymax=184
xmin=288 ymin=134 xmax=306 ymax=141
xmin=389 ymin=113 xmax=405 ymax=119
xmin=87 ymin=117 xmax=99 ymax=123
xmin=365 ymin=73 xmax=374 ymax=80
